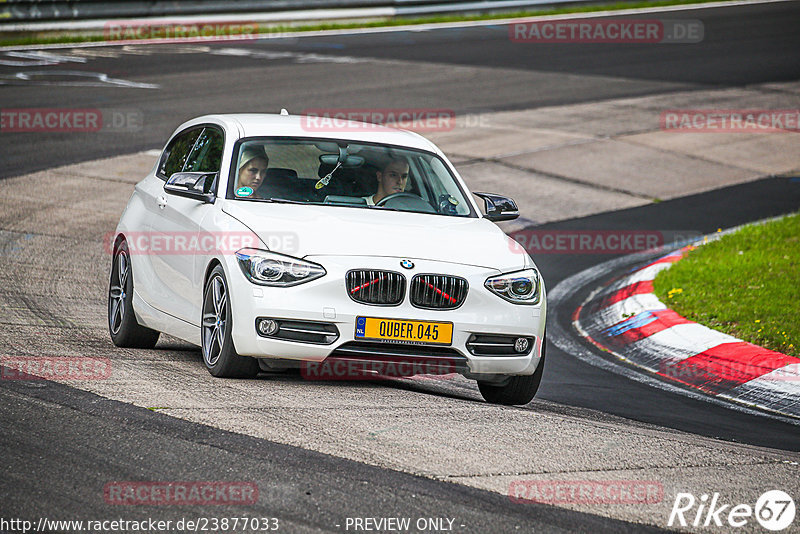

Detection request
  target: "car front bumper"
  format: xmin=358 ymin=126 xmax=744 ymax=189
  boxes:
xmin=226 ymin=255 xmax=546 ymax=376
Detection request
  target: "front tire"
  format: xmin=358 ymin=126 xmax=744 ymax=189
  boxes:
xmin=478 ymin=335 xmax=546 ymax=406
xmin=202 ymin=265 xmax=258 ymax=378
xmin=108 ymin=240 xmax=160 ymax=348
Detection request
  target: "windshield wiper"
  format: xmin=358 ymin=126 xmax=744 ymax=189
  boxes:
xmin=369 ymin=205 xmax=446 ymax=216
xmin=368 ymin=205 xmax=403 ymax=212
xmin=267 ymin=197 xmax=305 ymax=204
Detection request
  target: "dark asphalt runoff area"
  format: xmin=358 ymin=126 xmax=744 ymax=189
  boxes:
xmin=540 ymin=175 xmax=800 ymax=450
xmin=2 ymin=373 xmax=662 ymax=532
xmin=1 ymin=1 xmax=799 ymax=530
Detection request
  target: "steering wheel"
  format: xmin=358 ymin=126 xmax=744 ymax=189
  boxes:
xmin=376 ymin=192 xmax=418 ymax=206
xmin=375 ymin=192 xmax=436 ymax=213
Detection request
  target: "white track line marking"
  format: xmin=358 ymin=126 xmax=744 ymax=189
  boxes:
xmin=1 ymin=0 xmax=792 ymax=51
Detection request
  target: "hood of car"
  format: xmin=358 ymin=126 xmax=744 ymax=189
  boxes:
xmin=222 ymin=201 xmax=528 ymax=271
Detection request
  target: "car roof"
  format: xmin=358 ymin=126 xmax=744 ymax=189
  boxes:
xmin=180 ymin=113 xmax=442 ymax=153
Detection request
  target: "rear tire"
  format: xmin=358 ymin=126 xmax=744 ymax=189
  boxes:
xmin=478 ymin=335 xmax=546 ymax=405
xmin=108 ymin=240 xmax=160 ymax=348
xmin=202 ymin=265 xmax=258 ymax=378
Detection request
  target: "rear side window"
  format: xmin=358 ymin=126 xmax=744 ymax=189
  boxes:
xmin=184 ymin=128 xmax=224 ymax=173
xmin=158 ymin=128 xmax=202 ymax=180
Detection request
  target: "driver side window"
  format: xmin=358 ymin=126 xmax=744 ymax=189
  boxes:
xmin=157 ymin=128 xmax=201 ymax=181
xmin=184 ymin=128 xmax=224 ymax=174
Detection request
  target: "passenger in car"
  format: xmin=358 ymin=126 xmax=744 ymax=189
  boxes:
xmin=235 ymin=146 xmax=269 ymax=196
xmin=362 ymin=157 xmax=410 ymax=205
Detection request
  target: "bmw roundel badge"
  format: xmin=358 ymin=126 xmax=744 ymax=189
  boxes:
xmin=400 ymin=259 xmax=414 ymax=269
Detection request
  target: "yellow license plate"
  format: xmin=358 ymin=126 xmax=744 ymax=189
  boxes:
xmin=355 ymin=317 xmax=453 ymax=345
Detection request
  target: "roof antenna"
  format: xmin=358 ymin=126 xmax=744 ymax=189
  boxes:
xmin=280 ymin=108 xmax=289 ymax=115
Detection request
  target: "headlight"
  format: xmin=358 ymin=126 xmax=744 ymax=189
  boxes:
xmin=235 ymin=248 xmax=325 ymax=286
xmin=485 ymin=268 xmax=541 ymax=304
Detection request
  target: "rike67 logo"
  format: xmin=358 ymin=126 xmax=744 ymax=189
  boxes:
xmin=668 ymin=490 xmax=795 ymax=531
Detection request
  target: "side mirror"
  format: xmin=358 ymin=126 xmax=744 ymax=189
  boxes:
xmin=474 ymin=192 xmax=519 ymax=222
xmin=164 ymin=172 xmax=217 ymax=203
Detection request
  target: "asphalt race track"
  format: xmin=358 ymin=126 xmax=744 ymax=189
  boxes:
xmin=2 ymin=376 xmax=660 ymax=533
xmin=3 ymin=1 xmax=800 ymax=180
xmin=1 ymin=1 xmax=800 ymax=531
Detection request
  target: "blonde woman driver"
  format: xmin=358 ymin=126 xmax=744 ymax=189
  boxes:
xmin=235 ymin=146 xmax=269 ymax=197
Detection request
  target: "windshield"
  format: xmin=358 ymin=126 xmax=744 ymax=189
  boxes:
xmin=228 ymin=138 xmax=476 ymax=217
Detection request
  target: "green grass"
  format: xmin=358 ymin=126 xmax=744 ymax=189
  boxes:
xmin=1 ymin=0 xmax=727 ymax=47
xmin=653 ymin=213 xmax=800 ymax=357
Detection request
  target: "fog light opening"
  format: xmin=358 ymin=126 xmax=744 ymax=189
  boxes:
xmin=258 ymin=318 xmax=279 ymax=336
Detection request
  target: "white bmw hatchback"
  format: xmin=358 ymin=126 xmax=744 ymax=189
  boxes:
xmin=109 ymin=113 xmax=547 ymax=405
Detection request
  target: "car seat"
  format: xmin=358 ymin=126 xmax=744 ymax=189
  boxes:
xmin=256 ymin=168 xmax=319 ymax=202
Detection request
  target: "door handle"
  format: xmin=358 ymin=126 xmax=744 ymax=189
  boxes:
xmin=157 ymin=195 xmax=167 ymax=209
